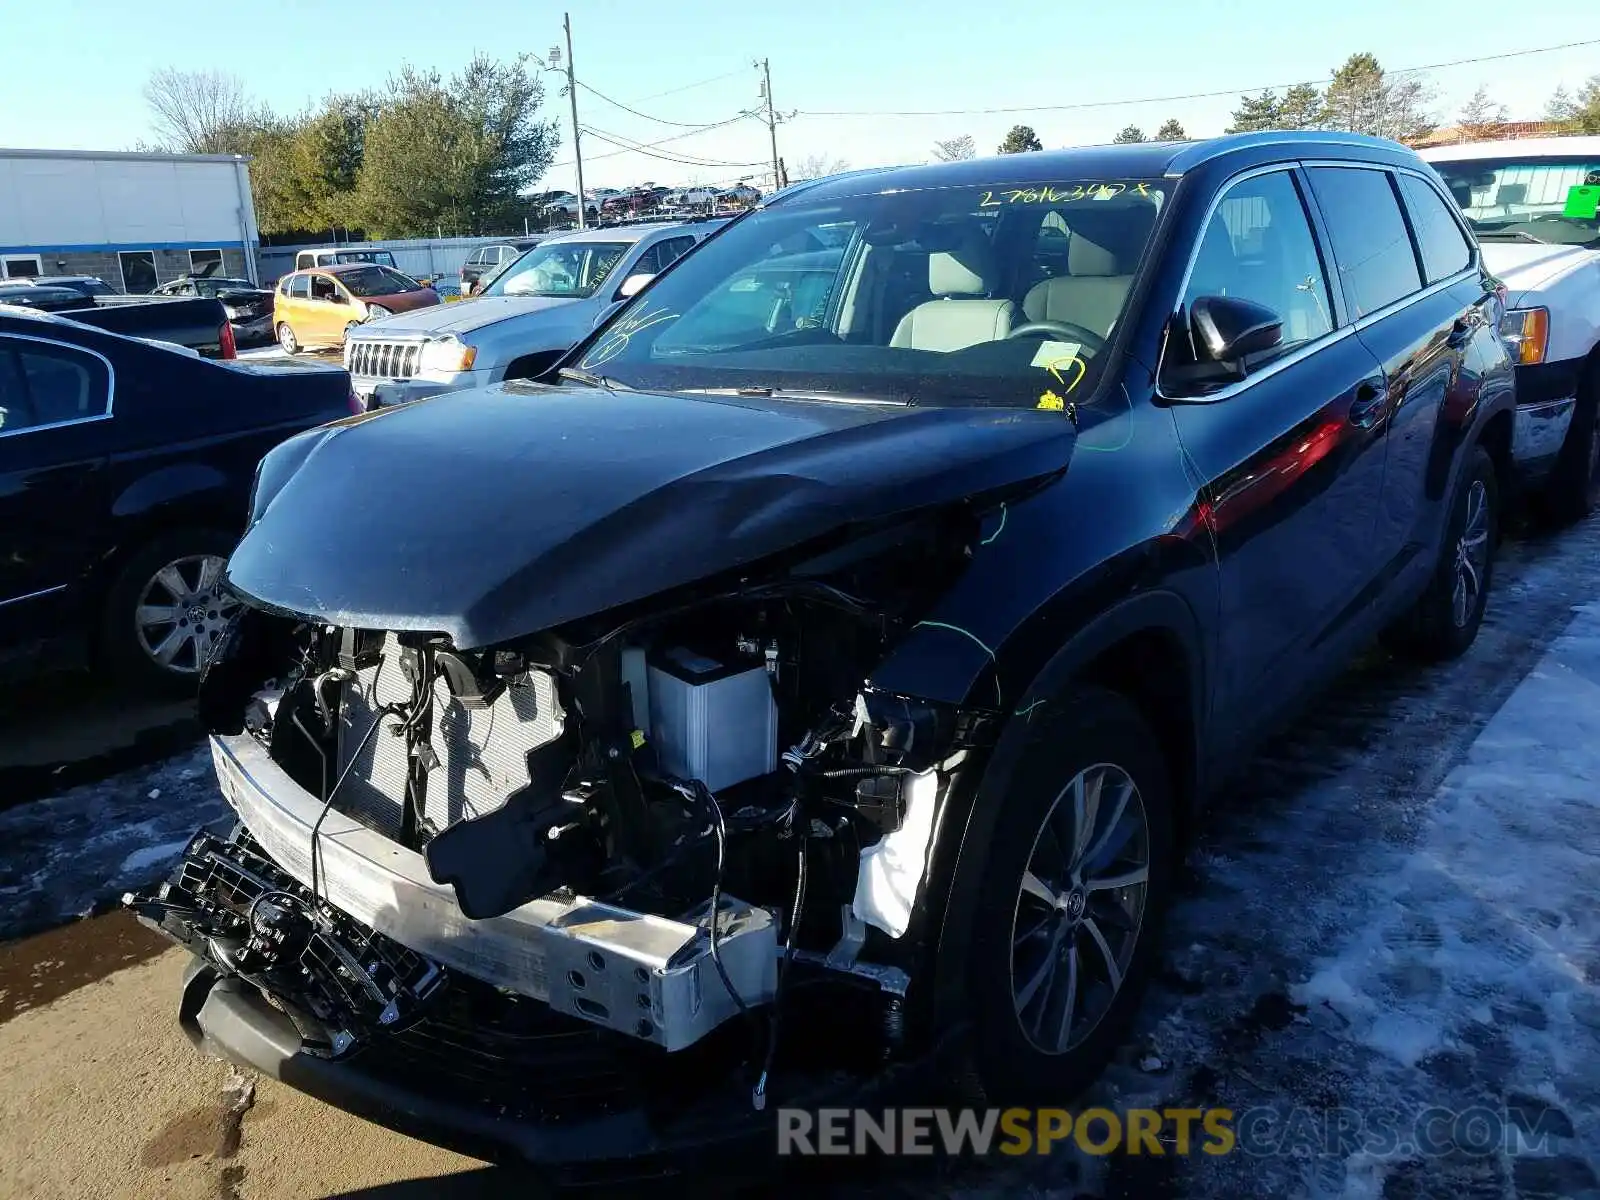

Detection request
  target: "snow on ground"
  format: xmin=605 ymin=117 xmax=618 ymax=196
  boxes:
xmin=0 ymin=744 xmax=231 ymax=941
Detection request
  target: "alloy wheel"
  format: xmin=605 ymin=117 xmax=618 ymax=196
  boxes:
xmin=1451 ymin=479 xmax=1490 ymax=628
xmin=1010 ymin=762 xmax=1150 ymax=1055
xmin=133 ymin=554 xmax=240 ymax=675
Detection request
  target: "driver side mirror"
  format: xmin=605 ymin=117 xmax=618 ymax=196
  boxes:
xmin=1163 ymin=295 xmax=1283 ymax=396
xmin=1190 ymin=295 xmax=1282 ymax=364
xmin=617 ymin=272 xmax=655 ymax=300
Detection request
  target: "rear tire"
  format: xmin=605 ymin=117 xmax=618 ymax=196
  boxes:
xmin=956 ymin=686 xmax=1175 ymax=1105
xmin=1383 ymin=444 xmax=1498 ymax=663
xmin=100 ymin=528 xmax=240 ymax=696
xmin=276 ymin=322 xmax=300 ymax=355
xmin=1539 ymin=366 xmax=1600 ymax=525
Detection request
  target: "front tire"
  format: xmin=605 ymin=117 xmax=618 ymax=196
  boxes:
xmin=276 ymin=322 xmax=300 ymax=355
xmin=1384 ymin=444 xmax=1498 ymax=663
xmin=100 ymin=529 xmax=241 ymax=695
xmin=958 ymin=687 xmax=1175 ymax=1105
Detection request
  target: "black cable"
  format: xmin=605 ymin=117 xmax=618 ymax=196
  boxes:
xmin=696 ymin=780 xmax=755 ymax=1031
xmin=753 ymin=802 xmax=807 ymax=1110
xmin=308 ymin=701 xmax=402 ymax=906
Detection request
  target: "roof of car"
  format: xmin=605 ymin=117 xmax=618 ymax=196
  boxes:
xmin=540 ymin=221 xmax=708 ymax=246
xmin=766 ymin=131 xmax=1420 ymax=206
xmin=1417 ymin=136 xmax=1600 ymax=161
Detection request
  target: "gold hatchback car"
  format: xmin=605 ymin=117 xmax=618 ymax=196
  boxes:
xmin=273 ymin=263 xmax=440 ymax=354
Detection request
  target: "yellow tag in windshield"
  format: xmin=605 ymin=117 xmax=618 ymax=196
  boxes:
xmin=1037 ymin=390 xmax=1066 ymax=411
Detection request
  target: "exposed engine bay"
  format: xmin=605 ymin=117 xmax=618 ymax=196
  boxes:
xmin=131 ymin=507 xmax=1001 ymax=1106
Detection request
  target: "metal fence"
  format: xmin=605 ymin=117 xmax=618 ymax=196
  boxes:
xmin=256 ymin=235 xmax=538 ymax=284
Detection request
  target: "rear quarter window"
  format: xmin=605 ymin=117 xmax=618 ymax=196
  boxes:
xmin=1306 ymin=166 xmax=1423 ymax=318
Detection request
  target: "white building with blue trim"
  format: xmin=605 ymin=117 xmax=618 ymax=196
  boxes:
xmin=0 ymin=147 xmax=260 ymax=293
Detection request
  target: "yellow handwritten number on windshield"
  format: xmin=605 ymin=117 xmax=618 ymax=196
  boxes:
xmin=979 ymin=182 xmax=1145 ymax=207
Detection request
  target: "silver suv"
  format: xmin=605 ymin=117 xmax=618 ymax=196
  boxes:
xmin=344 ymin=221 xmax=722 ymax=408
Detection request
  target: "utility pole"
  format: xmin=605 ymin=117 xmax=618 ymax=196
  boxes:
xmin=758 ymin=58 xmax=782 ymax=192
xmin=558 ymin=13 xmax=587 ymax=229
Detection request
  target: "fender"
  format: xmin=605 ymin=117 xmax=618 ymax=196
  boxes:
xmin=111 ymin=461 xmax=236 ymax=522
xmin=908 ymin=587 xmax=1207 ymax=1038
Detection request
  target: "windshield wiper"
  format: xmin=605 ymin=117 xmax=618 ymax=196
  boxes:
xmin=676 ymin=385 xmax=906 ymax=405
xmin=558 ymin=366 xmax=629 ymax=391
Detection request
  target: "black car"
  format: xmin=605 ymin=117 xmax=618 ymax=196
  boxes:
xmin=134 ymin=132 xmax=1514 ymax=1178
xmin=0 ymin=284 xmax=90 ymax=313
xmin=0 ymin=309 xmax=354 ymax=692
xmin=152 ymin=275 xmax=277 ymax=345
xmin=458 ymin=239 xmax=542 ymax=297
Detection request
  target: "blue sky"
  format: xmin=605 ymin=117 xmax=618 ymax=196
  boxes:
xmin=2 ymin=0 xmax=1596 ymax=191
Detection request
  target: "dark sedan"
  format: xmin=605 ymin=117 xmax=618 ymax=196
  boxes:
xmin=0 ymin=309 xmax=354 ymax=692
xmin=135 ymin=131 xmax=1515 ymax=1178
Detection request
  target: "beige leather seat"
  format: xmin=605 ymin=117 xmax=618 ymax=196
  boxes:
xmin=890 ymin=235 xmax=1016 ymax=351
xmin=1021 ymin=231 xmax=1136 ymax=340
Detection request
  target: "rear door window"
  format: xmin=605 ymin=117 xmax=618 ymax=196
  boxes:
xmin=0 ymin=338 xmax=110 ymax=432
xmin=1396 ymin=173 xmax=1474 ymax=284
xmin=290 ymin=275 xmax=311 ymax=299
xmin=1305 ymin=167 xmax=1423 ymax=318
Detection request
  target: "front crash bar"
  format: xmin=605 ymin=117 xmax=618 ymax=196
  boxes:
xmin=206 ymin=732 xmax=776 ymax=1052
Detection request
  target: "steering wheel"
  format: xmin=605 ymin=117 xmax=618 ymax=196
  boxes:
xmin=1006 ymin=319 xmax=1106 ymax=355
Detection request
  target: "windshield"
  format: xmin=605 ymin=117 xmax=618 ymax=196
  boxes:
xmin=483 ymin=240 xmax=631 ymax=299
xmin=1428 ymin=156 xmax=1600 ymax=247
xmin=334 ymin=250 xmax=397 ymax=267
xmin=571 ymin=178 xmax=1166 ymax=407
xmin=338 ymin=266 xmax=423 ymax=297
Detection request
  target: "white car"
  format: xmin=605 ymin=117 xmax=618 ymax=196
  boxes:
xmin=343 ymin=220 xmax=724 ymax=408
xmin=1421 ymin=138 xmax=1600 ymax=520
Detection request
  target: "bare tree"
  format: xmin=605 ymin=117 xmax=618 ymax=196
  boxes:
xmin=1456 ymin=85 xmax=1508 ymax=141
xmin=932 ymin=134 xmax=976 ymax=162
xmin=143 ymin=68 xmax=263 ymax=154
xmin=1321 ymin=53 xmax=1435 ymax=144
xmin=790 ymin=153 xmax=850 ymax=183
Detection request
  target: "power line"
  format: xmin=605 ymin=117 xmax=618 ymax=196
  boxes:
xmin=549 ymin=113 xmax=756 ymax=168
xmin=575 ymin=78 xmax=730 ymax=128
xmin=577 ymin=122 xmax=763 ymax=168
xmin=631 ymin=68 xmax=747 ymax=103
xmin=792 ymin=37 xmax=1600 ymax=118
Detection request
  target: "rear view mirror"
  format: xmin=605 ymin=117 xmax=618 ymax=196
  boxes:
xmin=1189 ymin=295 xmax=1282 ymax=364
xmin=617 ymin=272 xmax=655 ymax=300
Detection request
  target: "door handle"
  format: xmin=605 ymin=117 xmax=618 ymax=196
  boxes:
xmin=1348 ymin=379 xmax=1386 ymax=429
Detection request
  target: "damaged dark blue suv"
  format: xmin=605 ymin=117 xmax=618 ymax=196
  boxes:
xmin=130 ymin=131 xmax=1514 ymax=1177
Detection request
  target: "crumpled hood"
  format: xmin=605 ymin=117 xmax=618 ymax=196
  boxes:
xmin=1479 ymin=242 xmax=1599 ymax=304
xmin=226 ymin=382 xmax=1077 ymax=647
xmin=356 ymin=294 xmax=578 ymax=337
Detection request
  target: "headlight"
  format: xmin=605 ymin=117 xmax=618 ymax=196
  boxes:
xmin=1499 ymin=307 xmax=1549 ymax=366
xmin=419 ymin=336 xmax=478 ymax=374
xmin=223 ymin=305 xmax=245 ymax=320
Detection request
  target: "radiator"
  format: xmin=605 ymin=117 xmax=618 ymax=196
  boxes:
xmin=333 ymin=635 xmax=566 ymax=839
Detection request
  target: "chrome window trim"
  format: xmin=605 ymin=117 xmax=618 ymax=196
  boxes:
xmin=0 ymin=583 xmax=69 ymax=609
xmin=1159 ymin=157 xmax=1481 ymax=405
xmin=0 ymin=331 xmax=116 ymax=439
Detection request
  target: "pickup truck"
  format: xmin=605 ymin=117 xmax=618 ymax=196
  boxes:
xmin=1421 ymin=138 xmax=1600 ymax=521
xmin=0 ymin=308 xmax=355 ymax=692
xmin=1 ymin=286 xmax=237 ymax=358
